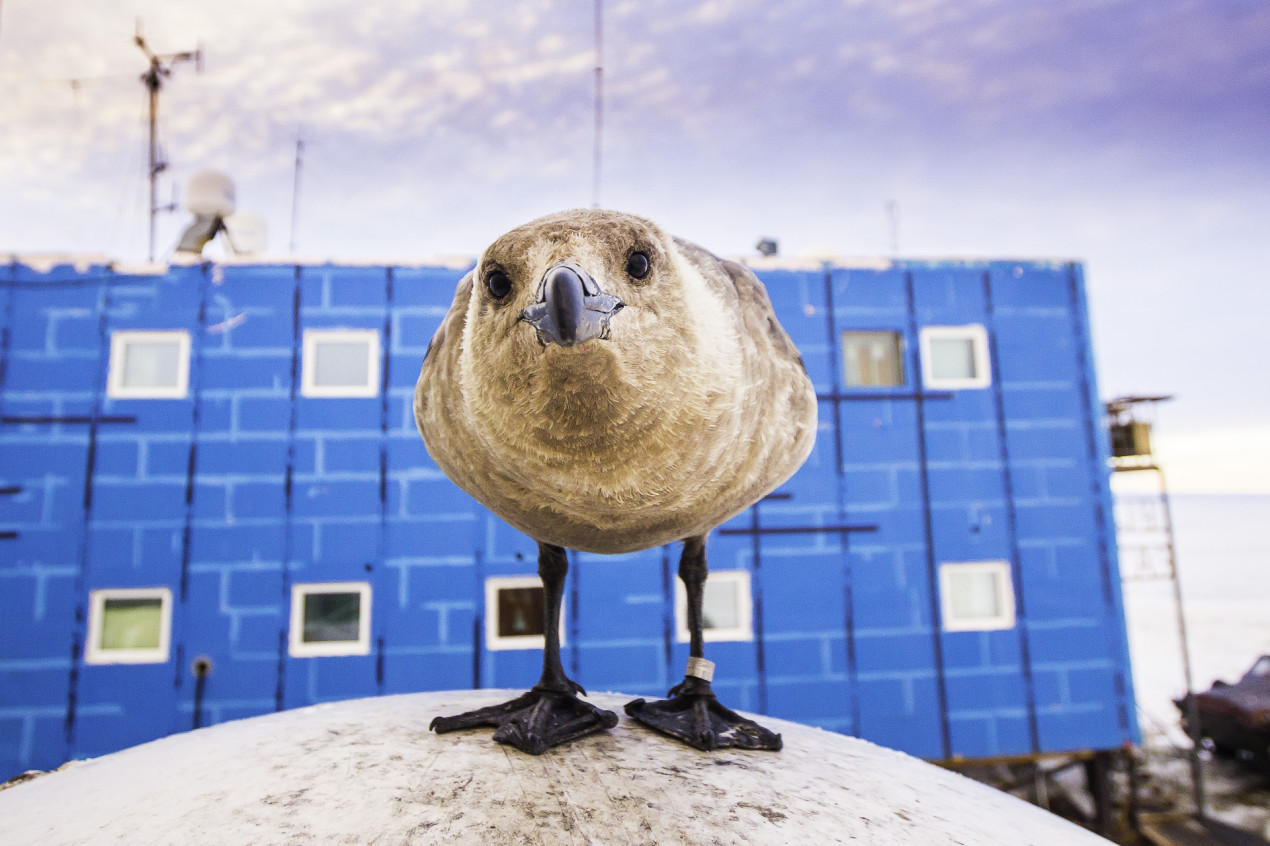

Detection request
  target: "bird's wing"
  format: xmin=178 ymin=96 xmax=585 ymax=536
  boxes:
xmin=672 ymin=237 xmax=806 ymax=373
xmin=670 ymin=235 xmax=818 ymax=517
xmin=414 ymin=272 xmax=473 ymax=451
xmin=421 ymin=272 xmax=473 ymax=369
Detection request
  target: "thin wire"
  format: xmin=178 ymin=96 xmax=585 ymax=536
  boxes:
xmin=591 ymin=0 xmax=603 ymax=209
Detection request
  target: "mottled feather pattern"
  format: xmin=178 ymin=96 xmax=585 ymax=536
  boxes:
xmin=415 ymin=210 xmax=817 ymax=554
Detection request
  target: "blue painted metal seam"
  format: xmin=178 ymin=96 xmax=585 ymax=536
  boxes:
xmin=748 ymin=504 xmax=769 ymax=714
xmin=375 ymin=266 xmax=393 ymax=695
xmin=904 ymin=269 xmax=952 ymax=760
xmin=65 ymin=271 xmax=114 ymax=758
xmin=273 ymin=265 xmax=303 ymax=712
xmin=982 ymin=270 xmax=1041 ymax=755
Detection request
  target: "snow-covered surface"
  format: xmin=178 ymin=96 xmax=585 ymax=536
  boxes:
xmin=1120 ymin=494 xmax=1270 ymax=833
xmin=1121 ymin=495 xmax=1270 ymax=744
xmin=0 ymin=690 xmax=1109 ymax=845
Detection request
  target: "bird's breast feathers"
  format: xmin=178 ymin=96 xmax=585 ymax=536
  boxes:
xmin=415 ymin=210 xmax=816 ymax=553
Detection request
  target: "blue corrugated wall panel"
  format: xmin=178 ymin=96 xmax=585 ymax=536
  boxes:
xmin=0 ymin=256 xmax=1138 ymax=779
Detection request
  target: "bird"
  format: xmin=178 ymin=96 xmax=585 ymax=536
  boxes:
xmin=415 ymin=209 xmax=817 ymax=754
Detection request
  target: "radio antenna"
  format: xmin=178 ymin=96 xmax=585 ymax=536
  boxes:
xmin=135 ymin=21 xmax=202 ymax=261
xmin=290 ymin=137 xmax=305 ymax=256
xmin=591 ymin=0 xmax=603 ymax=209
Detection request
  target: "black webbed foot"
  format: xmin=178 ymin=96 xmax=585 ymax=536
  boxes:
xmin=430 ymin=683 xmax=618 ymax=756
xmin=625 ymin=676 xmax=782 ymax=752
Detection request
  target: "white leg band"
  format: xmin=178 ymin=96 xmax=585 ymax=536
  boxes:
xmin=686 ymin=657 xmax=715 ymax=682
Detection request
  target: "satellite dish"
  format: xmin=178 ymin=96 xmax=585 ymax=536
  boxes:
xmin=223 ymin=212 xmax=267 ymax=255
xmin=185 ymin=169 xmax=236 ymax=216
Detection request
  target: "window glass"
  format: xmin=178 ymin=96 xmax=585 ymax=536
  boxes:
xmin=107 ymin=331 xmax=190 ymax=398
xmin=301 ymin=329 xmax=380 ymax=397
xmin=289 ymin=582 xmax=372 ymax=657
xmin=939 ymin=561 xmax=1015 ymax=631
xmin=484 ymin=577 xmax=559 ymax=650
xmin=497 ymin=586 xmax=545 ymax=638
xmin=920 ymin=325 xmax=991 ymax=390
xmin=122 ymin=340 xmax=183 ymax=389
xmin=302 ymin=592 xmax=362 ymax=643
xmin=702 ymin=579 xmax=740 ymax=630
xmin=100 ymin=598 xmax=163 ymax=650
xmin=946 ymin=569 xmax=1000 ymax=620
xmin=85 ymin=588 xmax=172 ymax=664
xmin=843 ymin=331 xmax=904 ymax=387
xmin=929 ymin=337 xmax=978 ymax=381
xmin=675 ymin=570 xmax=753 ymax=643
xmin=313 ymin=340 xmax=372 ymax=388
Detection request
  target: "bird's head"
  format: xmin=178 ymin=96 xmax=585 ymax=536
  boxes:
xmin=459 ymin=210 xmax=714 ymax=408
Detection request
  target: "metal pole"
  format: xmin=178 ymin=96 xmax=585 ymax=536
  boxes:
xmin=591 ymin=0 xmax=603 ymax=209
xmin=289 ymin=138 xmax=304 ymax=256
xmin=135 ymin=27 xmax=200 ymax=264
xmin=1157 ymin=465 xmax=1206 ymax=819
xmin=146 ymin=60 xmax=160 ymax=263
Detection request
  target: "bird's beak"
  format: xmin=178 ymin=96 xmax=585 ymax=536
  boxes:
xmin=520 ymin=261 xmax=624 ymax=347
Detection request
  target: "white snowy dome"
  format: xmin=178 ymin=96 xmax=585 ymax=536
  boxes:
xmin=0 ymin=691 xmax=1109 ymax=845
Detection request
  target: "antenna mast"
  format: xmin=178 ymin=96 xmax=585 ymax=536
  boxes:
xmin=591 ymin=0 xmax=603 ymax=209
xmin=135 ymin=22 xmax=202 ymax=262
xmin=886 ymin=200 xmax=901 ymax=255
xmin=290 ymin=137 xmax=305 ymax=256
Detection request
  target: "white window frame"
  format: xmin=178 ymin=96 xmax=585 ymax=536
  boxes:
xmin=485 ymin=576 xmax=565 ymax=651
xmin=919 ymin=324 xmax=992 ymax=390
xmin=675 ymin=569 xmax=754 ymax=643
xmin=106 ymin=330 xmax=191 ymax=399
xmin=85 ymin=587 xmax=173 ymax=665
xmin=301 ymin=328 xmax=381 ymax=398
xmin=939 ymin=560 xmax=1016 ymax=632
xmin=289 ymin=581 xmax=373 ymax=657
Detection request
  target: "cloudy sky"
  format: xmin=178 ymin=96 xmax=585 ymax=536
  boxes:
xmin=2 ymin=0 xmax=1268 ymax=492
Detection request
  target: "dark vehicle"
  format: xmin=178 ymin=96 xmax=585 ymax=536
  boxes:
xmin=1177 ymin=655 xmax=1270 ymax=769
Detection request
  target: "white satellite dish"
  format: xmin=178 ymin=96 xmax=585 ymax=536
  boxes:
xmin=185 ymin=169 xmax=236 ymax=217
xmin=223 ymin=212 xmax=267 ymax=255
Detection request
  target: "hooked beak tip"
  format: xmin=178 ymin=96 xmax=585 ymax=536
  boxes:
xmin=521 ymin=262 xmax=623 ymax=347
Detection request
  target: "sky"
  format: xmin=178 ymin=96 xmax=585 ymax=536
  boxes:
xmin=2 ymin=0 xmax=1268 ymax=493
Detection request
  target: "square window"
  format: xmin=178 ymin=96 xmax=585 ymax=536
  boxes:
xmin=939 ymin=561 xmax=1016 ymax=631
xmin=85 ymin=588 xmax=173 ymax=664
xmin=301 ymin=329 xmax=380 ymax=398
xmin=843 ymin=330 xmax=905 ymax=387
xmin=920 ymin=325 xmax=992 ymax=390
xmin=675 ymin=570 xmax=753 ymax=643
xmin=289 ymin=582 xmax=372 ymax=657
xmin=485 ymin=576 xmax=564 ymax=651
xmin=107 ymin=331 xmax=191 ymax=399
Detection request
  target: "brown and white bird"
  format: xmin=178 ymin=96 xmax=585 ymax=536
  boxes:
xmin=415 ymin=209 xmax=817 ymax=754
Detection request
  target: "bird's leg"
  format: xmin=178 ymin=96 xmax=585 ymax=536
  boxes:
xmin=533 ymin=541 xmax=581 ymax=695
xmin=625 ymin=535 xmax=782 ymax=751
xmin=429 ymin=542 xmax=617 ymax=755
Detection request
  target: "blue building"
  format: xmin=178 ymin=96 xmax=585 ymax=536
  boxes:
xmin=0 ymin=255 xmax=1137 ymax=780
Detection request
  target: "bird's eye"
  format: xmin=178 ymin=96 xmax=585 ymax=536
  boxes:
xmin=485 ymin=270 xmax=512 ymax=299
xmin=626 ymin=251 xmax=651 ymax=280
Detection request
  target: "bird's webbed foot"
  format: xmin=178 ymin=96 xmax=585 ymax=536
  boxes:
xmin=624 ymin=675 xmax=782 ymax=752
xmin=430 ymin=682 xmax=618 ymax=756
